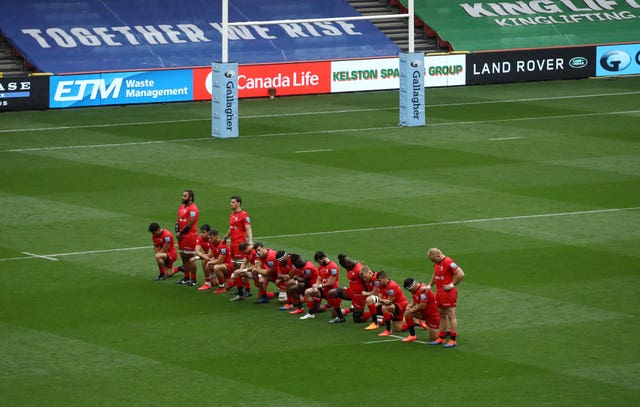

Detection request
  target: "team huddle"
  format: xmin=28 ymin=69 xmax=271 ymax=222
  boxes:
xmin=149 ymin=190 xmax=465 ymax=347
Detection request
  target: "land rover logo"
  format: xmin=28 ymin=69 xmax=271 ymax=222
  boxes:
xmin=569 ymin=57 xmax=588 ymax=69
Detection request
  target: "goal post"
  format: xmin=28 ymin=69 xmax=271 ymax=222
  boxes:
xmin=212 ymin=0 xmax=424 ymax=138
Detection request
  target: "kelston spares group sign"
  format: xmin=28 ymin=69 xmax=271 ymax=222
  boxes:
xmin=467 ymin=46 xmax=596 ymax=84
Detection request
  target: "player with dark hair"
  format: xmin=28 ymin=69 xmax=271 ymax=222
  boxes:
xmin=228 ymin=242 xmax=255 ymax=300
xmin=175 ymin=189 xmax=199 ymax=286
xmin=327 ymin=253 xmax=367 ymax=323
xmin=148 ymin=222 xmax=179 ymax=280
xmin=222 ymin=195 xmax=253 ymax=267
xmin=299 ymin=251 xmax=340 ymax=320
xmin=402 ymin=277 xmax=440 ymax=342
xmin=275 ymin=250 xmax=295 ymax=309
xmin=285 ymin=253 xmax=319 ymax=315
xmin=373 ymin=271 xmax=409 ymax=336
xmin=252 ymin=242 xmax=279 ymax=304
xmin=208 ymin=229 xmax=234 ymax=294
xmin=192 ymin=224 xmax=214 ymax=290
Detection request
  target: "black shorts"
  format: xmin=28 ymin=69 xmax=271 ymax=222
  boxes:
xmin=334 ymin=287 xmax=351 ymax=301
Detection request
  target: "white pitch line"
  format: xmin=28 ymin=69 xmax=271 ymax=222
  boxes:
xmin=1 ymin=207 xmax=638 ymax=263
xmin=0 ymin=90 xmax=637 ymax=135
xmin=22 ymin=252 xmax=59 ymax=261
xmin=2 ymin=109 xmax=638 ymax=153
xmin=0 ymin=118 xmax=208 ymax=134
xmin=3 ymin=138 xmax=210 ymax=153
xmin=295 ymin=148 xmax=335 ymax=154
xmin=46 ymin=245 xmax=153 ymax=258
xmin=490 ymin=136 xmax=523 ymax=141
xmin=429 ymin=110 xmax=640 ymax=127
xmin=364 ymin=334 xmax=430 ymax=345
xmin=258 ymin=206 xmax=640 ymax=239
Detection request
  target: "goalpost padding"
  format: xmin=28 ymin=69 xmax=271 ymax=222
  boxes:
xmin=399 ymin=52 xmax=426 ymax=127
xmin=211 ymin=62 xmax=239 ymax=139
xmin=212 ymin=0 xmax=423 ymax=138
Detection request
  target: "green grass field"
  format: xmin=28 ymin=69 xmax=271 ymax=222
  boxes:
xmin=1 ymin=77 xmax=639 ymax=406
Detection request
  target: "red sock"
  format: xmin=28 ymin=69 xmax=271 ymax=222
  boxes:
xmin=368 ymin=303 xmax=377 ymax=317
xmin=306 ymin=300 xmax=315 ymax=311
xmin=327 ymin=297 xmax=340 ymax=309
xmin=267 ymin=292 xmax=275 ymax=299
xmin=227 ymin=279 xmax=235 ymax=288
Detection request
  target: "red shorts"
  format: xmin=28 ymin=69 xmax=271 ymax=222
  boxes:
xmin=230 ymin=240 xmax=245 ymax=259
xmin=422 ymin=309 xmax=441 ymax=329
xmin=436 ymin=288 xmax=458 ymax=308
xmin=178 ymin=233 xmax=197 ymax=252
xmin=222 ymin=264 xmax=233 ymax=277
xmin=164 ymin=251 xmax=178 ymax=268
xmin=350 ymin=293 xmax=366 ymax=310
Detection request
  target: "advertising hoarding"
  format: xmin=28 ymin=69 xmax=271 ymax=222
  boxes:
xmin=331 ymin=58 xmax=400 ymax=92
xmin=467 ymin=46 xmax=596 ymax=84
xmin=596 ymin=43 xmax=640 ymax=77
xmin=193 ymin=62 xmax=331 ymax=99
xmin=425 ymin=54 xmax=466 ymax=87
xmin=49 ymin=69 xmax=193 ymax=108
xmin=0 ymin=75 xmax=49 ymax=111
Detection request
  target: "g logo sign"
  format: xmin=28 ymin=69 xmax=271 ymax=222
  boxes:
xmin=600 ymin=50 xmax=631 ymax=72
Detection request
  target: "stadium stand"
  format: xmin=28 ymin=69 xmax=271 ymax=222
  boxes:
xmin=404 ymin=0 xmax=640 ymax=52
xmin=347 ymin=0 xmax=441 ymax=53
xmin=0 ymin=0 xmax=403 ymax=74
xmin=0 ymin=34 xmax=31 ymax=77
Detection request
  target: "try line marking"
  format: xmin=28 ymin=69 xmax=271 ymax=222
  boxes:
xmin=3 ymin=109 xmax=638 ymax=153
xmin=2 ymin=207 xmax=638 ymax=263
xmin=1 ymin=90 xmax=638 ymax=135
xmin=490 ymin=136 xmax=523 ymax=141
xmin=295 ymin=148 xmax=335 ymax=154
xmin=364 ymin=334 xmax=430 ymax=345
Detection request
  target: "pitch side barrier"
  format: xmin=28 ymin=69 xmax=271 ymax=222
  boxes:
xmin=0 ymin=74 xmax=49 ymax=112
xmin=5 ymin=42 xmax=637 ymax=112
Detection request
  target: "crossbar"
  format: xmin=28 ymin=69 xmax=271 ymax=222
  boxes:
xmin=220 ymin=0 xmax=415 ymax=62
xmin=227 ymin=14 xmax=410 ymax=27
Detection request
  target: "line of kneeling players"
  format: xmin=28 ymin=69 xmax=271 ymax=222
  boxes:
xmin=178 ymin=236 xmax=441 ymax=344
